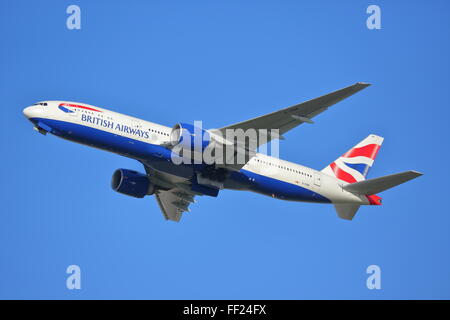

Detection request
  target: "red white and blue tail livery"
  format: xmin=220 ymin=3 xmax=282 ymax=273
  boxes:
xmin=322 ymin=134 xmax=383 ymax=183
xmin=22 ymin=83 xmax=422 ymax=222
xmin=321 ymin=135 xmax=387 ymax=219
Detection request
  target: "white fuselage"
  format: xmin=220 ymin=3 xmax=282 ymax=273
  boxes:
xmin=23 ymin=101 xmax=369 ymax=205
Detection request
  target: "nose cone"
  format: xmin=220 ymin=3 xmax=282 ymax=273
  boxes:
xmin=23 ymin=106 xmax=43 ymax=119
xmin=23 ymin=106 xmax=33 ymax=118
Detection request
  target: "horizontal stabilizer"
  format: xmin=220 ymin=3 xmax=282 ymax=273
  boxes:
xmin=343 ymin=170 xmax=423 ymax=195
xmin=334 ymin=204 xmax=361 ymax=220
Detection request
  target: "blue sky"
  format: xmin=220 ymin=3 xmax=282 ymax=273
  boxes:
xmin=1 ymin=0 xmax=449 ymax=299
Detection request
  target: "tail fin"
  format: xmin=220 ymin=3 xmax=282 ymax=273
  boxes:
xmin=321 ymin=134 xmax=384 ymax=183
xmin=324 ymin=134 xmax=383 ymax=221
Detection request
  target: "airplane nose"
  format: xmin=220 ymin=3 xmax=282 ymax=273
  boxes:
xmin=23 ymin=106 xmax=43 ymax=119
xmin=23 ymin=106 xmax=33 ymax=118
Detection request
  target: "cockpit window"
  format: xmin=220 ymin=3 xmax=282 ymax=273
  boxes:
xmin=32 ymin=102 xmax=48 ymax=106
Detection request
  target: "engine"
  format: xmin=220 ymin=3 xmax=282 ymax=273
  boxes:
xmin=169 ymin=123 xmax=212 ymax=152
xmin=111 ymin=169 xmax=155 ymax=198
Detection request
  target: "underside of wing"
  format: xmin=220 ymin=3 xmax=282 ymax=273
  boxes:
xmin=207 ymin=82 xmax=371 ymax=171
xmin=142 ymin=164 xmax=198 ymax=222
xmin=155 ymin=188 xmax=196 ymax=222
xmin=212 ymin=82 xmax=371 ymax=143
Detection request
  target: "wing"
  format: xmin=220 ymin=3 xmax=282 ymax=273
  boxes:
xmin=214 ymin=82 xmax=370 ymax=138
xmin=142 ymin=164 xmax=198 ymax=222
xmin=155 ymin=188 xmax=196 ymax=222
xmin=209 ymin=82 xmax=371 ymax=171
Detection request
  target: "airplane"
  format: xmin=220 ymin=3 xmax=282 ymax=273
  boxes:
xmin=23 ymin=83 xmax=422 ymax=222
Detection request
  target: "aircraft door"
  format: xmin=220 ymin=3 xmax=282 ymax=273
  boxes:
xmin=314 ymin=172 xmax=321 ymax=187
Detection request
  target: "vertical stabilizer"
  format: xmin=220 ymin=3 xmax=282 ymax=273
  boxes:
xmin=322 ymin=134 xmax=384 ymax=183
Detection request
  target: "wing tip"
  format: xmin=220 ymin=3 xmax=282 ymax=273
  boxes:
xmin=409 ymin=170 xmax=424 ymax=177
xmin=355 ymin=82 xmax=372 ymax=88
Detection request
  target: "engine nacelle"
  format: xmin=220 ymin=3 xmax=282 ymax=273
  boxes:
xmin=169 ymin=123 xmax=212 ymax=152
xmin=111 ymin=169 xmax=154 ymax=198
